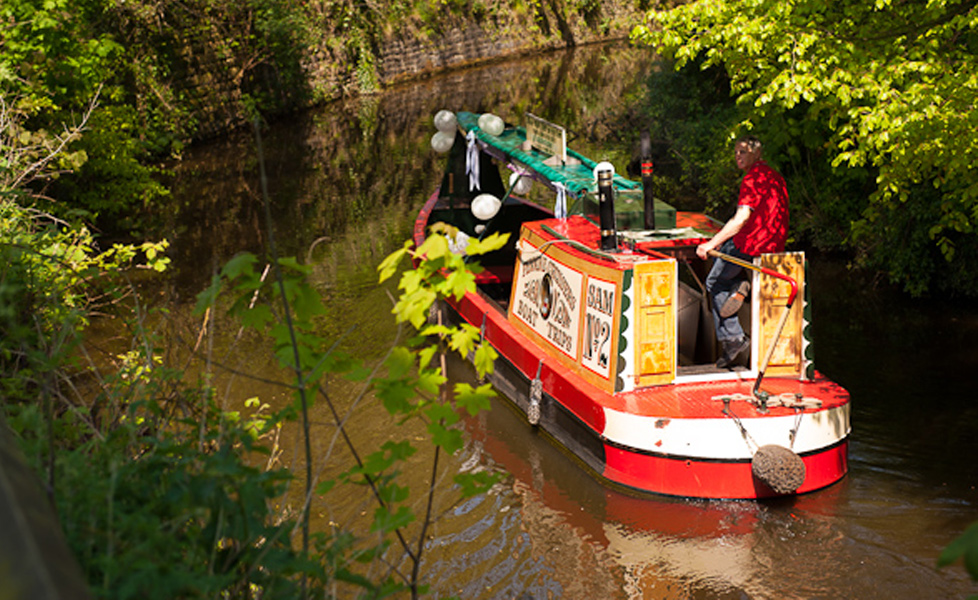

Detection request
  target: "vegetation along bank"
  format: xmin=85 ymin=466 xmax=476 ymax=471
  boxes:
xmin=2 ymin=0 xmax=978 ymax=596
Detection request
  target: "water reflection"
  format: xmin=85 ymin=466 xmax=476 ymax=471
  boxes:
xmin=422 ymin=362 xmax=975 ymax=598
xmin=163 ymin=43 xmax=655 ymax=297
xmin=158 ymin=42 xmax=978 ymax=598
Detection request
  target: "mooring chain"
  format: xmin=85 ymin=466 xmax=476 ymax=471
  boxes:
xmin=789 ymin=408 xmax=804 ymax=450
xmin=715 ymin=392 xmax=820 ymax=452
xmin=721 ymin=398 xmax=759 ymax=454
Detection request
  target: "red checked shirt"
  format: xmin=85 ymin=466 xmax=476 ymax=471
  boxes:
xmin=732 ymin=160 xmax=789 ymax=256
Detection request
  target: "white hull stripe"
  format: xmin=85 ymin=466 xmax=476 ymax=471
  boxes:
xmin=601 ymin=403 xmax=851 ymax=461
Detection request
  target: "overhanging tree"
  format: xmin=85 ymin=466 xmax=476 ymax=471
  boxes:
xmin=633 ymin=0 xmax=978 ymax=296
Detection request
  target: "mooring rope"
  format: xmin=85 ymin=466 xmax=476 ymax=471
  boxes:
xmin=789 ymin=409 xmax=805 ymax=449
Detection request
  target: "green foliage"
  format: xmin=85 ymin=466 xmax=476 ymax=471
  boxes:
xmin=0 ymin=0 xmax=158 ymax=219
xmin=639 ymin=59 xmax=739 ymax=213
xmin=8 ymin=397 xmax=314 ymax=600
xmin=633 ymin=0 xmax=978 ymax=296
xmin=938 ymin=521 xmax=978 ymax=600
xmin=1 ymin=0 xmax=315 ymax=226
xmin=3 ymin=88 xmax=506 ymax=593
xmin=1 ymin=208 xmax=506 ymax=597
xmin=0 ymin=199 xmax=169 ymax=370
xmin=182 ymin=224 xmax=506 ymax=596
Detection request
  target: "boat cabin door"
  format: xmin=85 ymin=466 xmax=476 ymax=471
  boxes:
xmin=675 ymin=251 xmax=810 ymax=380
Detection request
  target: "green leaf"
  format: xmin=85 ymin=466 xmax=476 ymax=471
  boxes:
xmin=380 ymin=440 xmax=416 ymax=462
xmin=454 ymin=383 xmax=494 ymax=417
xmin=465 ymin=232 xmax=509 ymax=255
xmin=472 ymin=342 xmax=498 ymax=378
xmin=371 ymin=505 xmax=415 ymax=533
xmin=194 ymin=274 xmax=223 ymax=315
xmin=417 ymin=345 xmax=438 ymax=370
xmin=428 ymin=422 xmax=463 ymax=454
xmin=938 ymin=522 xmax=978 ymax=571
xmin=315 ymin=479 xmax=337 ymax=495
xmin=455 ymin=471 xmax=502 ymax=497
xmin=449 ymin=323 xmax=481 ymax=358
xmin=376 ymin=482 xmax=409 ymax=505
xmin=416 ymin=233 xmax=450 ymax=261
xmin=240 ymin=303 xmax=274 ymax=329
xmin=277 ymin=255 xmax=312 ymax=275
xmin=416 ymin=368 xmax=446 ymax=395
xmin=377 ymin=242 xmax=411 ymax=283
xmin=423 ymin=402 xmax=458 ymax=426
xmin=221 ymin=252 xmax=258 ymax=280
xmin=384 ymin=346 xmax=414 ymax=379
xmin=374 ymin=377 xmax=415 ymax=415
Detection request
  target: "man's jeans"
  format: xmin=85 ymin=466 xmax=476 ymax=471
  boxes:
xmin=705 ymin=239 xmax=752 ymax=343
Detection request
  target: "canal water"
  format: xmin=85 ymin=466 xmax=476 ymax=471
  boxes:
xmin=160 ymin=43 xmax=978 ymax=599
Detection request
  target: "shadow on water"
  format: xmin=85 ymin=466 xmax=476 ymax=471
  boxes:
xmin=154 ymin=42 xmax=978 ymax=599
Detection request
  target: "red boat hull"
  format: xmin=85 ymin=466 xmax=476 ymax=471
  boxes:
xmin=444 ymin=277 xmax=849 ymax=499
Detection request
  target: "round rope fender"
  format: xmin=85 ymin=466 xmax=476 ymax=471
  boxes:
xmin=752 ymin=444 xmax=806 ymax=495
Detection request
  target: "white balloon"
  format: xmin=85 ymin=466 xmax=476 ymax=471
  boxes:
xmin=434 ymin=110 xmax=457 ymax=133
xmin=471 ymin=193 xmax=502 ymax=220
xmin=431 ymin=131 xmax=454 ymax=154
xmin=478 ymin=113 xmax=505 ymax=136
xmin=509 ymin=171 xmax=533 ymax=196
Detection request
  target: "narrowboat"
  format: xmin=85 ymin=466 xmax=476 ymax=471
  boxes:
xmin=416 ymin=111 xmax=849 ymax=499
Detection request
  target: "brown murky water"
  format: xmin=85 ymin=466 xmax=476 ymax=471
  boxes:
xmin=157 ymin=43 xmax=978 ymax=599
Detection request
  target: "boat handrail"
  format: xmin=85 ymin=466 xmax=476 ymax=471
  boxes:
xmin=529 ymin=224 xmax=621 ymax=264
xmin=707 ymin=250 xmax=798 ymax=305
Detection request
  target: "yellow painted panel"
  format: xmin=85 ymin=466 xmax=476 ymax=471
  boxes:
xmin=634 ymin=260 xmax=676 ymax=387
xmin=639 ymin=269 xmax=672 ymax=307
xmin=756 ymin=252 xmax=805 ymax=377
xmin=642 ymin=307 xmax=667 ymax=338
xmin=639 ymin=339 xmax=670 ymax=373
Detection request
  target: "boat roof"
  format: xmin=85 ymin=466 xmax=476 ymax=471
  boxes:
xmin=456 ymin=111 xmax=640 ymax=198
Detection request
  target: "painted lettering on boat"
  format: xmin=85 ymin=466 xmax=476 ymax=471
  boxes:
xmin=511 ymin=239 xmax=583 ymax=360
xmin=547 ymin=322 xmax=575 ymax=353
xmin=586 ymin=282 xmax=615 ymax=316
xmin=515 ymin=299 xmax=537 ymax=327
xmin=581 ymin=276 xmax=617 ymax=378
xmin=582 ymin=313 xmax=611 ymax=371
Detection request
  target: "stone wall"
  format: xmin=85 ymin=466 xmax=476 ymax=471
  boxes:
xmin=369 ymin=1 xmax=642 ymax=88
xmin=377 ymin=25 xmax=529 ymax=86
xmin=165 ymin=1 xmax=646 ymax=140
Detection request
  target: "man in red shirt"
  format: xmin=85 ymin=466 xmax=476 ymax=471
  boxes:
xmin=696 ymin=136 xmax=789 ymax=368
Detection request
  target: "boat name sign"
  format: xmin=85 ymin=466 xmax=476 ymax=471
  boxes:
xmin=582 ymin=277 xmax=616 ymax=378
xmin=524 ymin=113 xmax=568 ymax=164
xmin=512 ymin=239 xmax=619 ymax=381
xmin=514 ymin=240 xmax=582 ymax=358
